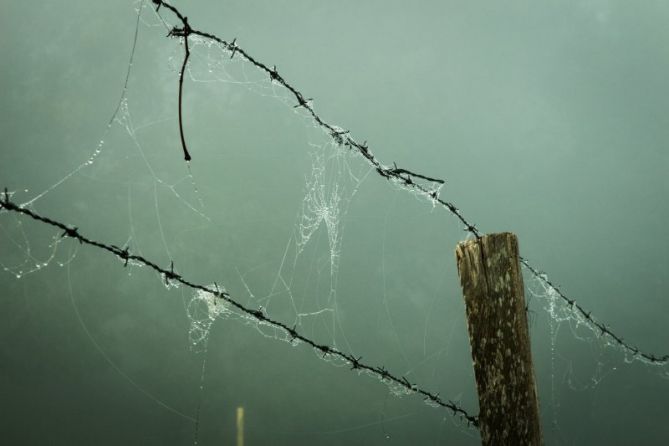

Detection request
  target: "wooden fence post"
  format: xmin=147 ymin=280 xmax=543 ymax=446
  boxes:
xmin=455 ymin=232 xmax=542 ymax=445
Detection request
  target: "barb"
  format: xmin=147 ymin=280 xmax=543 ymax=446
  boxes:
xmin=150 ymin=0 xmax=668 ymax=367
xmin=0 ymin=195 xmax=479 ymax=427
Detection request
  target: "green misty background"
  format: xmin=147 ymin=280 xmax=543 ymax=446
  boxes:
xmin=1 ymin=1 xmax=668 ymax=444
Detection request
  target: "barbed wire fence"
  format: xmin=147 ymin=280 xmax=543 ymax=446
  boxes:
xmin=1 ymin=0 xmax=667 ymax=436
xmin=151 ymin=0 xmax=668 ymax=366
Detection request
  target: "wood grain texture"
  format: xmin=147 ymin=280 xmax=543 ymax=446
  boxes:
xmin=456 ymin=233 xmax=542 ymax=446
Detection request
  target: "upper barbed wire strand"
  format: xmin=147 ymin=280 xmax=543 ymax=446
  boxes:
xmin=150 ymin=0 xmax=668 ymax=366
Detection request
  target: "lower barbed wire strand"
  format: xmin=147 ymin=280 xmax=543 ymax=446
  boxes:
xmin=0 ymin=195 xmax=479 ymax=427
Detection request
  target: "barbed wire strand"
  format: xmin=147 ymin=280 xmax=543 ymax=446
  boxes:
xmin=150 ymin=0 xmax=668 ymax=367
xmin=0 ymin=192 xmax=478 ymax=427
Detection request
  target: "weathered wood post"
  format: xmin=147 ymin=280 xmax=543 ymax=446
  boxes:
xmin=455 ymin=232 xmax=542 ymax=446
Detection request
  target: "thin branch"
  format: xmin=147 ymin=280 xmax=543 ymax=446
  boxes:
xmin=167 ymin=17 xmax=193 ymax=161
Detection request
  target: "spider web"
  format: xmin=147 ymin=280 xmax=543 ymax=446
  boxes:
xmin=0 ymin=3 xmax=477 ymax=443
xmin=1 ymin=1 xmax=668 ymax=445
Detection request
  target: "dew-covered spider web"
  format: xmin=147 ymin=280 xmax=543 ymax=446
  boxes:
xmin=1 ymin=1 xmax=668 ymax=445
